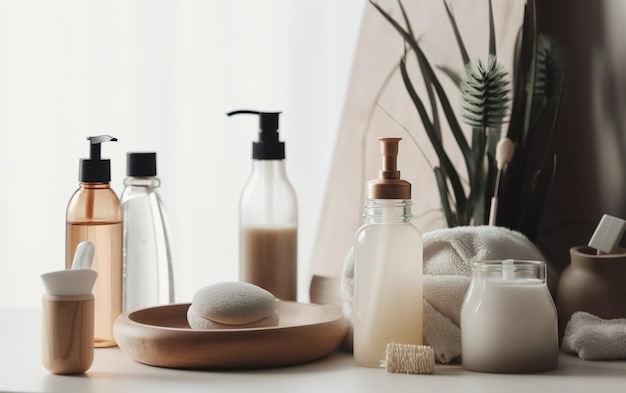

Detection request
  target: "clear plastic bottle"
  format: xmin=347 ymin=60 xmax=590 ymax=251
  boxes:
xmin=66 ymin=135 xmax=122 ymax=348
xmin=353 ymin=137 xmax=423 ymax=368
xmin=227 ymin=110 xmax=298 ymax=301
xmin=121 ymin=152 xmax=174 ymax=312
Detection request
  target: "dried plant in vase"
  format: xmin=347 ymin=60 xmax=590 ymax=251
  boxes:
xmin=369 ymin=0 xmax=565 ymax=241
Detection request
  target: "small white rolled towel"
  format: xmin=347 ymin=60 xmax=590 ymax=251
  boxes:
xmin=341 ymin=225 xmax=546 ymax=363
xmin=562 ymin=312 xmax=626 ymax=360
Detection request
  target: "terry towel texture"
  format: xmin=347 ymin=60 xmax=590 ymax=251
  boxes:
xmin=562 ymin=312 xmax=626 ymax=360
xmin=342 ymin=225 xmax=546 ymax=363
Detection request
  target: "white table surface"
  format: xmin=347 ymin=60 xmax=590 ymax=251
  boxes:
xmin=2 ymin=307 xmax=625 ymax=393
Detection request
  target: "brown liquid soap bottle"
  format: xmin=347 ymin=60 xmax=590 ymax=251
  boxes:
xmin=66 ymin=135 xmax=122 ymax=348
xmin=227 ymin=110 xmax=298 ymax=301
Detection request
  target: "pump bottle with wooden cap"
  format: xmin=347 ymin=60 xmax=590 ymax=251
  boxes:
xmin=66 ymin=135 xmax=122 ymax=348
xmin=352 ymin=137 xmax=423 ymax=368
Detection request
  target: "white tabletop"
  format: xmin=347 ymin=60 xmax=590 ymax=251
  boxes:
xmin=2 ymin=307 xmax=625 ymax=393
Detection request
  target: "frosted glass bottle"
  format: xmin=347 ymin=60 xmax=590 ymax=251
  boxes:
xmin=353 ymin=199 xmax=423 ymax=367
xmin=121 ymin=152 xmax=174 ymax=312
xmin=352 ymin=137 xmax=423 ymax=368
xmin=240 ymin=159 xmax=298 ymax=301
xmin=227 ymin=110 xmax=298 ymax=301
xmin=66 ymin=135 xmax=122 ymax=348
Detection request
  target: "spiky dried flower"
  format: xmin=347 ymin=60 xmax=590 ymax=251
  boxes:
xmin=533 ymin=34 xmax=564 ymax=100
xmin=460 ymin=55 xmax=511 ymax=128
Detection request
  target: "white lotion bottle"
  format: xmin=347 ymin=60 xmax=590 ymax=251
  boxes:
xmin=227 ymin=110 xmax=298 ymax=301
xmin=353 ymin=137 xmax=423 ymax=368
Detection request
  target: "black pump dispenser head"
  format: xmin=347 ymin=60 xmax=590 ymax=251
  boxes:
xmin=227 ymin=110 xmax=285 ymax=160
xmin=79 ymin=135 xmax=118 ymax=182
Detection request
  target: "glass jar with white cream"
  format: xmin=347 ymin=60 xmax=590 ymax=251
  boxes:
xmin=461 ymin=260 xmax=558 ymax=373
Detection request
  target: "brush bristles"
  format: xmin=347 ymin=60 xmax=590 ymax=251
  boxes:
xmin=460 ymin=55 xmax=510 ymax=128
xmin=385 ymin=343 xmax=435 ymax=374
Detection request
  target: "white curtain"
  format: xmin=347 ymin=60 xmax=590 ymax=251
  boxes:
xmin=0 ymin=0 xmax=365 ymax=307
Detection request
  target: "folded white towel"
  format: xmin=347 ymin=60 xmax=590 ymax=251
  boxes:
xmin=562 ymin=311 xmax=626 ymax=360
xmin=341 ymin=225 xmax=546 ymax=363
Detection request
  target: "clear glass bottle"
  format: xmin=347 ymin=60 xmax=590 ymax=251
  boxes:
xmin=228 ymin=110 xmax=298 ymax=301
xmin=121 ymin=152 xmax=174 ymax=312
xmin=353 ymin=137 xmax=423 ymax=368
xmin=66 ymin=135 xmax=122 ymax=348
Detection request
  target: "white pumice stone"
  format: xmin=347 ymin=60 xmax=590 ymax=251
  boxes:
xmin=187 ymin=304 xmax=279 ymax=329
xmin=191 ymin=281 xmax=278 ymax=325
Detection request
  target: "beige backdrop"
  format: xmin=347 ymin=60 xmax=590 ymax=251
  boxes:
xmin=311 ymin=0 xmax=523 ymax=293
xmin=311 ymin=0 xmax=626 ymax=302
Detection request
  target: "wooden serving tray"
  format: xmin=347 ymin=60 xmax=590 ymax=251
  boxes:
xmin=113 ymin=301 xmax=348 ymax=369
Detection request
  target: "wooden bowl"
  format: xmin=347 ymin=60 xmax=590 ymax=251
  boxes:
xmin=113 ymin=301 xmax=348 ymax=369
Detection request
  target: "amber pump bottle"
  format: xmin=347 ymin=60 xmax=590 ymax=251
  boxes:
xmin=66 ymin=135 xmax=122 ymax=348
xmin=227 ymin=110 xmax=298 ymax=301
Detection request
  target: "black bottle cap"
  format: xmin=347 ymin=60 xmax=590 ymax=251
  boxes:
xmin=127 ymin=152 xmax=157 ymax=176
xmin=226 ymin=110 xmax=285 ymax=160
xmin=79 ymin=135 xmax=117 ymax=182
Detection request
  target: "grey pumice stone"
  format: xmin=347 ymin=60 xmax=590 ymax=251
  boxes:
xmin=191 ymin=281 xmax=278 ymax=325
xmin=187 ymin=304 xmax=279 ymax=329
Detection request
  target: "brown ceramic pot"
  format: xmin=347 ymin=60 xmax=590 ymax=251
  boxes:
xmin=556 ymin=246 xmax=626 ymax=342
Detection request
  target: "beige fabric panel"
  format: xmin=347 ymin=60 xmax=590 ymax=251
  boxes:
xmin=311 ymin=0 xmax=524 ymax=285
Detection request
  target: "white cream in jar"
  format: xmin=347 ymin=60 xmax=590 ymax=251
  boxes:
xmin=461 ymin=260 xmax=558 ymax=373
